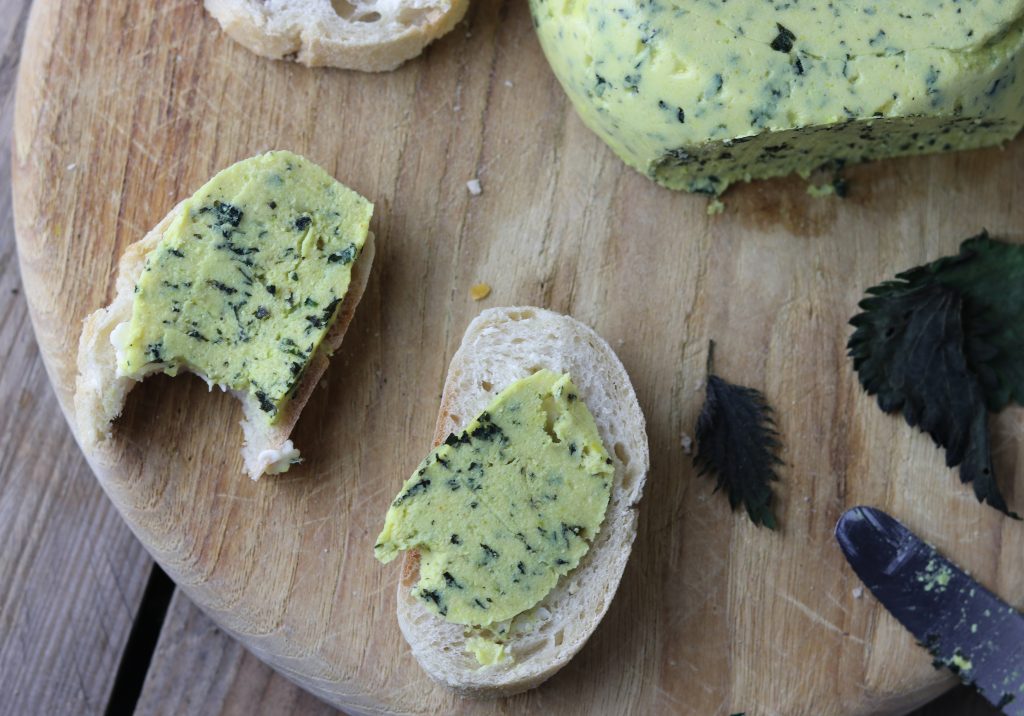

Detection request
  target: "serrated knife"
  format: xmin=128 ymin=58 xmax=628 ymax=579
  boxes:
xmin=835 ymin=506 xmax=1024 ymax=714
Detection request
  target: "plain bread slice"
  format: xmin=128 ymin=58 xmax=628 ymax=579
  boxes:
xmin=203 ymin=0 xmax=469 ymax=72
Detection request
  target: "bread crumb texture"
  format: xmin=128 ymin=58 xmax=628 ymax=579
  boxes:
xmin=204 ymin=0 xmax=470 ymax=72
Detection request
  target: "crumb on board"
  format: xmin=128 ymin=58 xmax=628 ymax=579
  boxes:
xmin=470 ymin=283 xmax=491 ymax=301
xmin=807 ymin=175 xmax=849 ymax=198
xmin=807 ymin=183 xmax=836 ymax=198
xmin=706 ymin=199 xmax=725 ymax=215
xmin=852 ymin=587 xmax=864 ymax=599
xmin=680 ymin=433 xmax=693 ymax=455
xmin=467 ymin=178 xmax=482 ymax=196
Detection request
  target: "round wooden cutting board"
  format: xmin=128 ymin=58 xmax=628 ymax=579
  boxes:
xmin=12 ymin=1 xmax=1024 ymax=714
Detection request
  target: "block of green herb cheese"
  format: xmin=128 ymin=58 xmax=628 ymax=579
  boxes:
xmin=529 ymin=0 xmax=1024 ymax=194
xmin=112 ymin=151 xmax=373 ymax=422
xmin=374 ymin=370 xmax=614 ymax=627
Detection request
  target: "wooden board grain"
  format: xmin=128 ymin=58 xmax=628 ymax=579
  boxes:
xmin=135 ymin=591 xmax=336 ymax=716
xmin=137 ymin=593 xmax=1006 ymax=716
xmin=10 ymin=0 xmax=1024 ymax=714
xmin=0 ymin=2 xmax=157 ymax=712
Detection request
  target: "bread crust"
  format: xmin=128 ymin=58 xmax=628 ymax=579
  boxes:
xmin=203 ymin=0 xmax=470 ymax=72
xmin=394 ymin=307 xmax=648 ymax=696
xmin=73 ymin=205 xmax=374 ymax=480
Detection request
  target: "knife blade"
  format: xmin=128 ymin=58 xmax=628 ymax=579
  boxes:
xmin=835 ymin=506 xmax=1024 ymax=714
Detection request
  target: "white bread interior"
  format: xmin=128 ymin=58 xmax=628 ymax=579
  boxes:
xmin=203 ymin=0 xmax=470 ymax=72
xmin=395 ymin=306 xmax=648 ymax=696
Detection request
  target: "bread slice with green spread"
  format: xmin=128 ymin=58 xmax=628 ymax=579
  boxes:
xmin=203 ymin=0 xmax=469 ymax=72
xmin=377 ymin=306 xmax=648 ymax=695
xmin=74 ymin=151 xmax=374 ymax=479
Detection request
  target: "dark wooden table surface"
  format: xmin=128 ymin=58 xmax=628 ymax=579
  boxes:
xmin=0 ymin=1 xmax=1006 ymax=713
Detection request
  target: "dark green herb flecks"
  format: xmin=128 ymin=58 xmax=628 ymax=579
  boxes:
xmin=213 ymin=201 xmax=243 ymax=229
xmin=328 ymin=244 xmax=357 ymax=264
xmin=255 ymin=389 xmax=275 ymax=415
xmin=419 ymin=589 xmax=446 ymax=616
xmin=530 ymin=0 xmax=1024 ymax=194
xmin=374 ymin=370 xmax=614 ymax=626
xmin=654 ymin=115 xmax=1019 ymax=195
xmin=770 ymin=23 xmax=796 ymax=53
xmin=206 ymin=279 xmax=237 ymax=295
xmin=443 ymin=572 xmax=462 ymax=588
xmin=116 ymin=151 xmax=373 ymax=425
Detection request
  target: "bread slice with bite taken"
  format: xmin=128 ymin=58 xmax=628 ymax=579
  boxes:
xmin=203 ymin=0 xmax=469 ymax=72
xmin=394 ymin=306 xmax=648 ymax=696
xmin=74 ymin=202 xmax=375 ymax=480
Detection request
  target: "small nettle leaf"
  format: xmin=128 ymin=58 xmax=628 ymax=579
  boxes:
xmin=848 ymin=232 xmax=1024 ymax=517
xmin=693 ymin=369 xmax=782 ymax=530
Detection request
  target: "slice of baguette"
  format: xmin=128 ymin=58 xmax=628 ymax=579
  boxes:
xmin=74 ymin=200 xmax=375 ymax=480
xmin=203 ymin=0 xmax=469 ymax=72
xmin=395 ymin=306 xmax=648 ymax=696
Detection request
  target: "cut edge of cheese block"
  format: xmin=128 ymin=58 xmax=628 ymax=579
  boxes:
xmin=653 ymin=114 xmax=1021 ymax=195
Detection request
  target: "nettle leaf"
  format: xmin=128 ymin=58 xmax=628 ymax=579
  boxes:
xmin=849 ymin=284 xmax=1008 ymax=514
xmin=893 ymin=231 xmax=1024 ymax=411
xmin=694 ymin=374 xmax=782 ymax=529
xmin=848 ymin=232 xmax=1024 ymax=517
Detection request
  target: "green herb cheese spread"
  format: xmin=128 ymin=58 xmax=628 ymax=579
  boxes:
xmin=113 ymin=151 xmax=373 ymax=422
xmin=374 ymin=370 xmax=614 ymax=627
xmin=465 ymin=635 xmax=512 ymax=665
xmin=529 ymin=0 xmax=1024 ymax=194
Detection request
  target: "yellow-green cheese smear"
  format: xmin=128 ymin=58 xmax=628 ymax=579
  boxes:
xmin=465 ymin=636 xmax=511 ymax=665
xmin=115 ymin=151 xmax=373 ymax=422
xmin=529 ymin=0 xmax=1024 ymax=194
xmin=375 ymin=370 xmax=614 ymax=627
